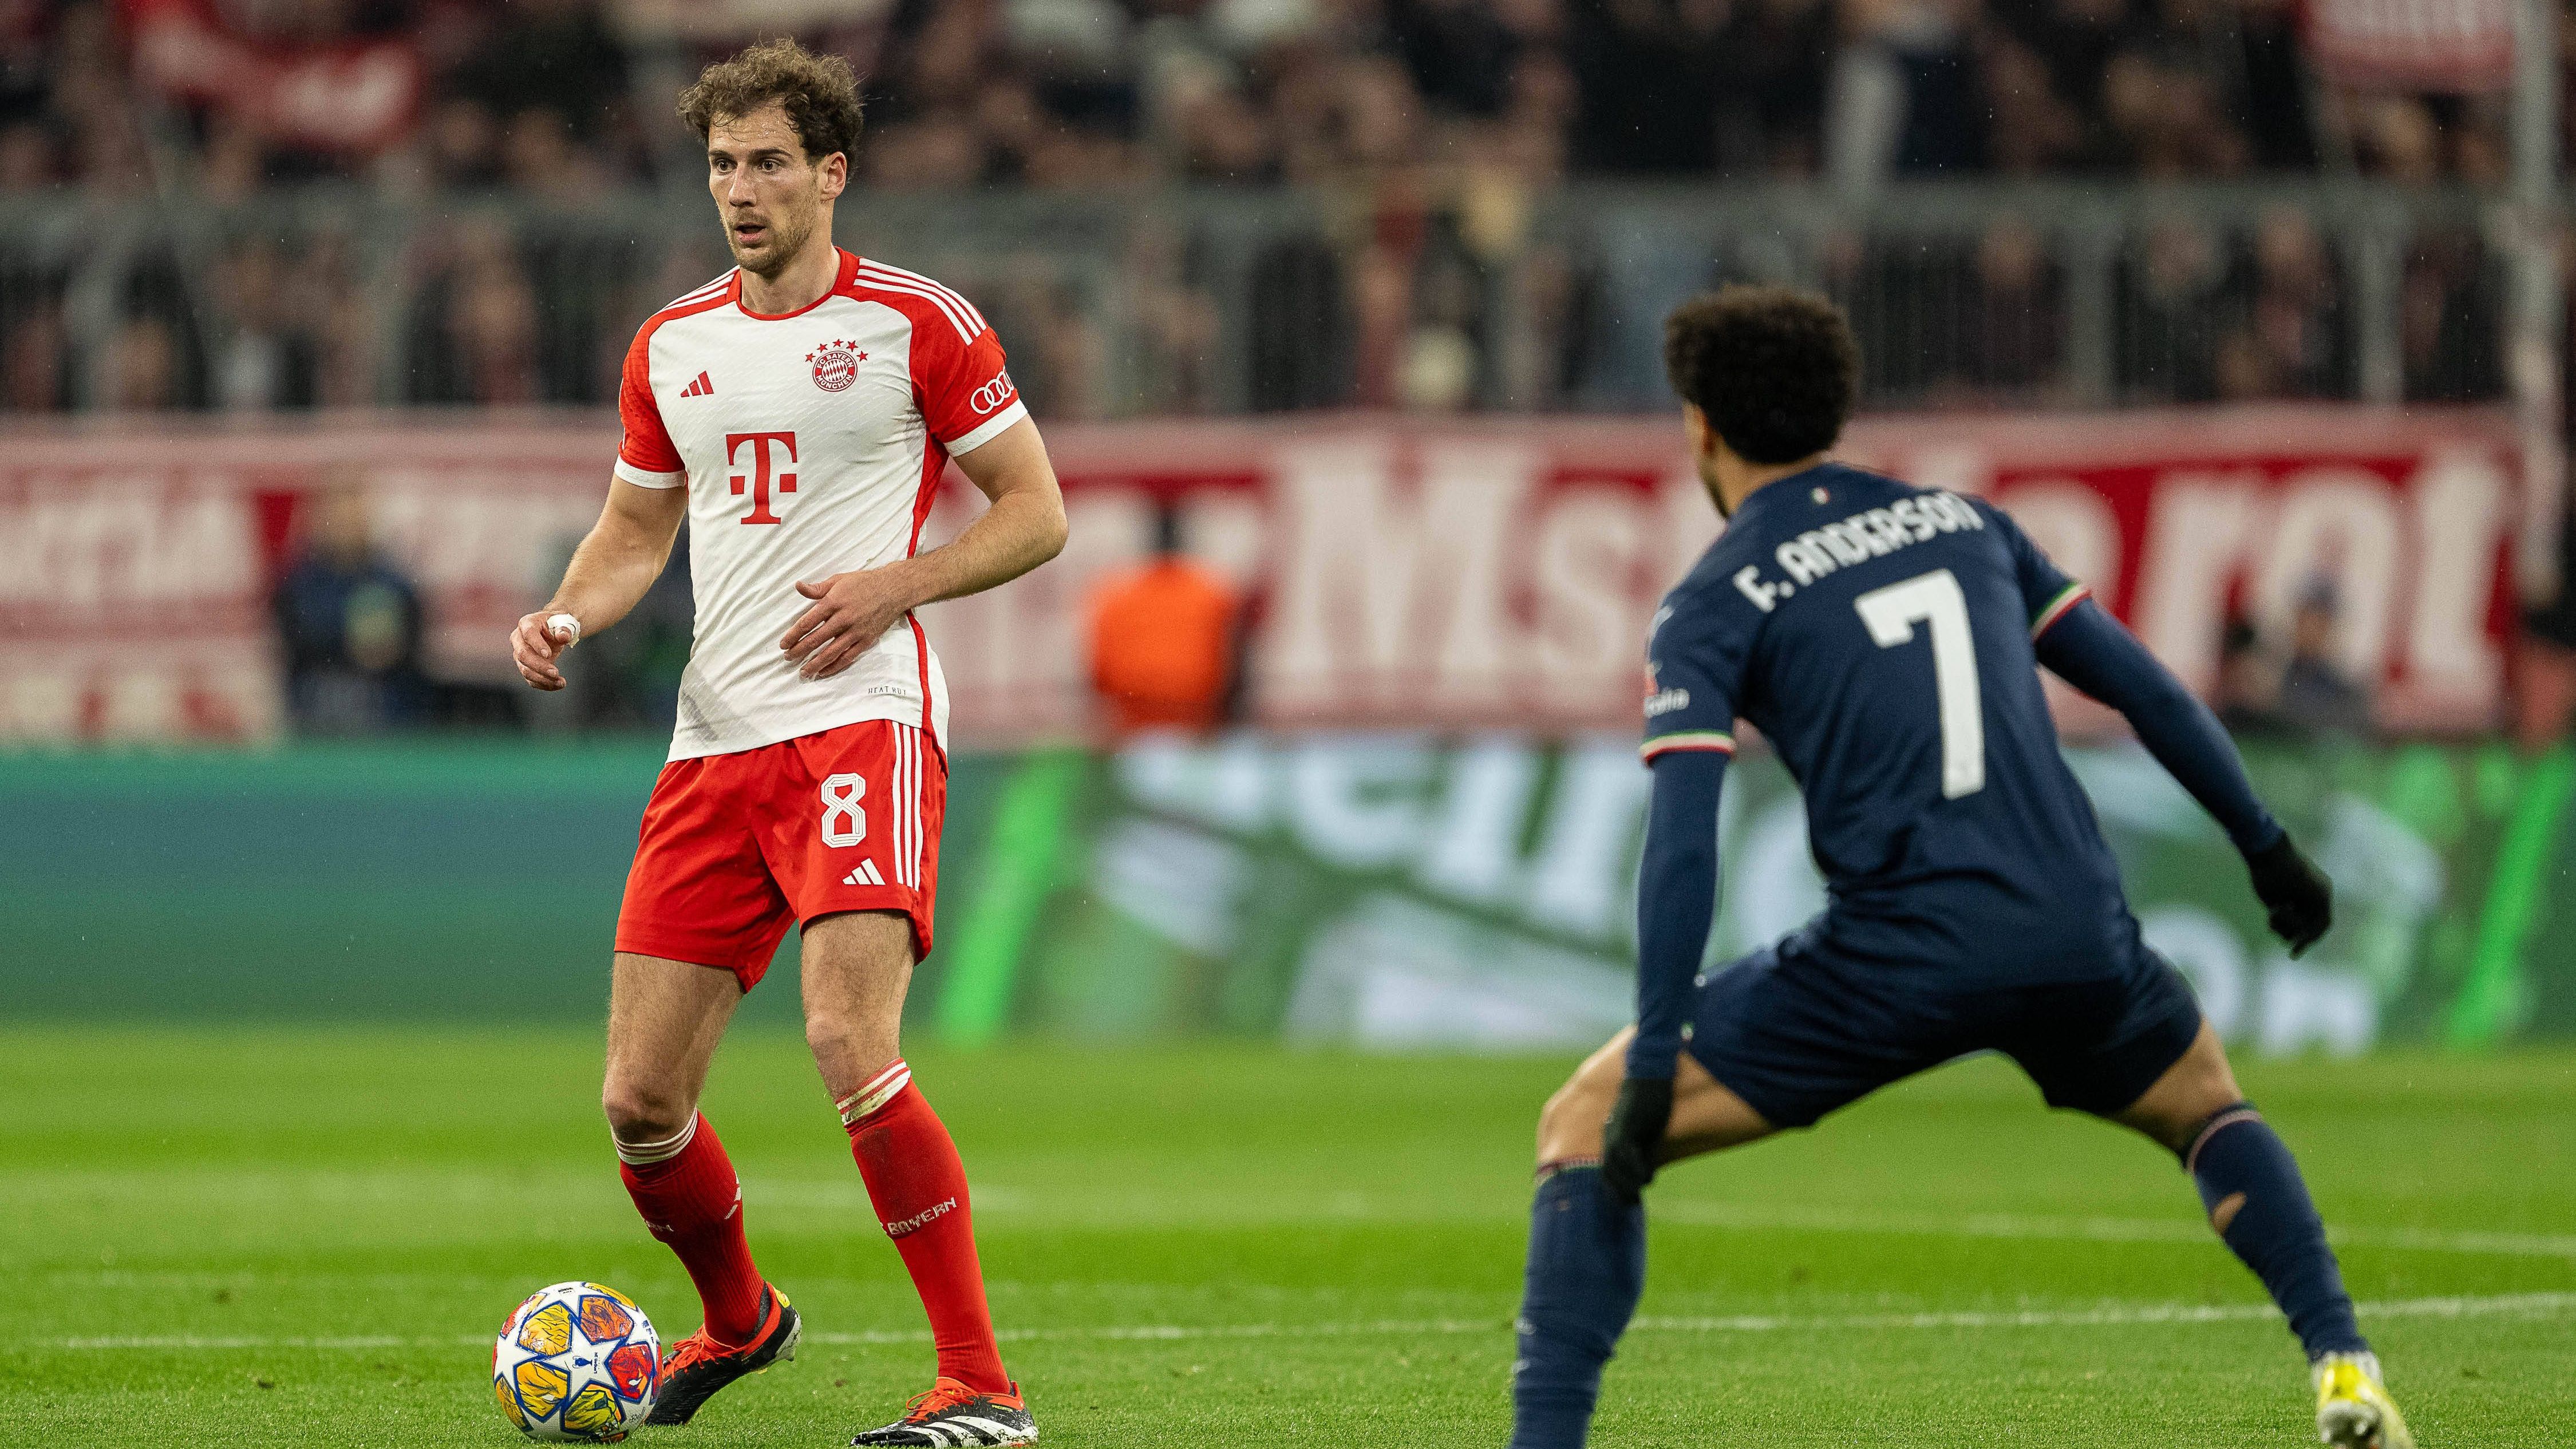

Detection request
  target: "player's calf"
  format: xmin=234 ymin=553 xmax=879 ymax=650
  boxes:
xmin=615 ymin=1110 xmax=769 ymax=1351
xmin=2180 ymin=1102 xmax=2368 ymax=1360
xmin=1512 ymin=1032 xmax=1773 ymax=1449
xmin=1510 ymin=1158 xmax=1643 ymax=1449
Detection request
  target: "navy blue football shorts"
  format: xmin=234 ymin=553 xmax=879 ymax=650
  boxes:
xmin=1682 ymin=942 xmax=2205 ymax=1129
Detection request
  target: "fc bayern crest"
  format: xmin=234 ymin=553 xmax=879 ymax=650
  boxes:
xmin=807 ymin=338 xmax=866 ymax=393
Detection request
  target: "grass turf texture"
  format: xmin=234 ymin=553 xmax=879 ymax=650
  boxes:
xmin=3 ymin=1031 xmax=2571 ymax=1447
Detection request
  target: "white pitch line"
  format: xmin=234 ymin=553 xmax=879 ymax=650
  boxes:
xmin=58 ymin=1334 xmax=444 ymax=1350
xmin=22 ymin=1172 xmax=2572 ymax=1264
xmin=1649 ymin=1201 xmax=2576 ymax=1261
xmin=51 ymin=1290 xmax=2576 ymax=1353
xmin=801 ymin=1187 xmax=2576 ymax=1262
xmin=1633 ymin=1290 xmax=2576 ymax=1335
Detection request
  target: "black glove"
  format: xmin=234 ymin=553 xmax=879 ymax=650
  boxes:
xmin=1600 ymin=1076 xmax=1674 ymax=1206
xmin=2245 ymin=832 xmax=2332 ymax=957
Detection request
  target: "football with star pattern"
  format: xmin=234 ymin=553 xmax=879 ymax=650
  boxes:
xmin=492 ymin=1281 xmax=661 ymax=1442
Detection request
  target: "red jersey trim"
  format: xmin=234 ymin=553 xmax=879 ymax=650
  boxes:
xmin=617 ymin=285 xmax=738 ymax=476
xmin=851 ymin=260 xmax=987 ymax=344
xmin=908 ymin=614 xmax=935 ymax=743
xmin=908 ymin=435 xmax=945 ymax=560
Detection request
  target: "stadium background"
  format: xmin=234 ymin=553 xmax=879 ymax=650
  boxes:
xmin=5 ymin=0 xmax=2576 ymax=1057
xmin=7 ymin=1 xmax=2576 ymax=1444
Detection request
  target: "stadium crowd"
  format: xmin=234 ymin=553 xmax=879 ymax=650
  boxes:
xmin=0 ymin=0 xmax=2549 ymax=416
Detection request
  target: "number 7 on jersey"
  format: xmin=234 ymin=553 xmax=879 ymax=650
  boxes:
xmin=1854 ymin=568 xmax=1985 ymax=799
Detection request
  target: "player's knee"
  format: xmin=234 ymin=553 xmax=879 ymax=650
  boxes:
xmin=600 ymin=1079 xmax=693 ymax=1144
xmin=803 ymin=1006 xmax=899 ymax=1080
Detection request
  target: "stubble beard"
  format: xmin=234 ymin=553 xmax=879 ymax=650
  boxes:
xmin=732 ymin=208 xmax=815 ymax=281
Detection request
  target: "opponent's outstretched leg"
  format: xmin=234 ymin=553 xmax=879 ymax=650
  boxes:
xmin=2117 ymin=1021 xmax=2412 ymax=1448
xmin=1510 ymin=1029 xmax=1771 ymax=1449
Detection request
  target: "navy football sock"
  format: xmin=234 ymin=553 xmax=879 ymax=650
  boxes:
xmin=1510 ymin=1164 xmax=1646 ymax=1449
xmin=2185 ymin=1104 xmax=2368 ymax=1359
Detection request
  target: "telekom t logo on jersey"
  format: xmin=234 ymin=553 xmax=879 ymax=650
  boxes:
xmin=725 ymin=431 xmax=797 ymax=524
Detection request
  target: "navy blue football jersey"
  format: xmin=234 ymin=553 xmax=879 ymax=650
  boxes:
xmin=1643 ymin=462 xmax=2136 ymax=986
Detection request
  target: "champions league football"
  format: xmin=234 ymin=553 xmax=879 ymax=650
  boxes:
xmin=492 ymin=1283 xmax=662 ymax=1443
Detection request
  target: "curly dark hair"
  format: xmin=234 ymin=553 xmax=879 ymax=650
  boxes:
xmin=1662 ymin=285 xmax=1860 ymax=465
xmin=677 ymin=38 xmax=864 ymax=164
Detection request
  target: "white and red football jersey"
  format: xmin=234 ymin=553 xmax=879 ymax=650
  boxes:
xmin=614 ymin=248 xmax=1027 ymax=761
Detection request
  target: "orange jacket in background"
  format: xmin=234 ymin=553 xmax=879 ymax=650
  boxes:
xmin=1084 ymin=558 xmax=1240 ymax=733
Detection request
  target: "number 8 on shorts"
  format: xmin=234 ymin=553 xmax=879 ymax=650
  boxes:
xmin=820 ymin=773 xmax=868 ymax=847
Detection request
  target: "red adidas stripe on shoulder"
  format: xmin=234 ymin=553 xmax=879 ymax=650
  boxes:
xmin=850 ymin=261 xmax=985 ymax=343
xmin=855 ymin=259 xmax=984 ymax=327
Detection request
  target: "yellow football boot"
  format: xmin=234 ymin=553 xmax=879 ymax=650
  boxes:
xmin=2314 ymin=1351 xmax=2414 ymax=1449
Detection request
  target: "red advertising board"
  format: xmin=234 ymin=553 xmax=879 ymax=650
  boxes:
xmin=0 ymin=407 xmax=2523 ymax=744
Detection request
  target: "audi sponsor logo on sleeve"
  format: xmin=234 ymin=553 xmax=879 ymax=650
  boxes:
xmin=970 ymin=369 xmax=1017 ymax=415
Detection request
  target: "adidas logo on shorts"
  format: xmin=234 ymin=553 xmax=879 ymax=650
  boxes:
xmin=843 ymin=860 xmax=886 ymax=887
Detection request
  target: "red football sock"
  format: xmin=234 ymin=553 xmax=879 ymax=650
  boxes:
xmin=839 ymin=1061 xmax=1010 ymax=1395
xmin=618 ymin=1111 xmax=764 ymax=1347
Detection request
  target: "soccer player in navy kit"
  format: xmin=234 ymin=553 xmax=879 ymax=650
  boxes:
xmin=1507 ymin=287 xmax=2415 ymax=1449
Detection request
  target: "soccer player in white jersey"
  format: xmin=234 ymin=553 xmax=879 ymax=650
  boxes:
xmin=509 ymin=40 xmax=1062 ymax=1448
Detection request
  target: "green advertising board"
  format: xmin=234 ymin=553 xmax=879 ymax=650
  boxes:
xmin=2 ymin=736 xmax=2570 ymax=1051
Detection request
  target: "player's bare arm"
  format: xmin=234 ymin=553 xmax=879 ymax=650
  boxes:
xmin=510 ymin=479 xmax=689 ymax=691
xmin=778 ymin=416 xmax=1068 ymax=680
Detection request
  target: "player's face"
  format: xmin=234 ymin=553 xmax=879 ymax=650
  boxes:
xmin=706 ymin=104 xmax=846 ymax=278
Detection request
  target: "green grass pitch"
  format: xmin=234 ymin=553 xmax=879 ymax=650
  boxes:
xmin=3 ymin=1029 xmax=2571 ymax=1447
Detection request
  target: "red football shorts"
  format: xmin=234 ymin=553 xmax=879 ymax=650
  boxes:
xmin=616 ymin=718 xmax=946 ymax=989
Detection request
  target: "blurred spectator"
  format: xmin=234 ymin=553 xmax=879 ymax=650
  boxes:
xmin=1567 ymin=0 xmax=1725 ymax=175
xmin=100 ymin=315 xmax=181 ymax=410
xmin=2213 ymin=615 xmax=2286 ymax=735
xmin=2 ymin=298 xmax=69 ymax=409
xmin=1389 ymin=0 xmax=1522 ymax=117
xmin=451 ymin=0 xmax=635 ymax=164
xmin=2233 ymin=0 xmax=2317 ymax=168
xmin=272 ymin=481 xmax=430 ymax=735
xmin=1883 ymin=0 xmax=1992 ymax=177
xmin=1981 ymin=32 xmax=2083 ymax=173
xmin=1085 ymin=504 xmax=1244 ymax=735
xmin=2275 ymin=577 xmax=2373 ymax=737
xmin=0 ymin=0 xmax=2522 ymax=205
xmin=406 ymin=222 xmax=543 ymax=404
xmin=2216 ymin=210 xmax=2352 ymax=401
xmin=2402 ymin=228 xmax=2503 ymax=402
xmin=1965 ymin=218 xmax=2061 ymax=392
xmin=210 ymin=241 xmax=317 ymax=411
xmin=0 ymin=0 xmax=2538 ymax=421
xmin=2117 ymin=219 xmax=2226 ymax=401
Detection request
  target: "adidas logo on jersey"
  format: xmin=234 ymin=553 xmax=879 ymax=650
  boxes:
xmin=843 ymin=859 xmax=886 ymax=887
xmin=678 ymin=370 xmax=714 ymax=398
